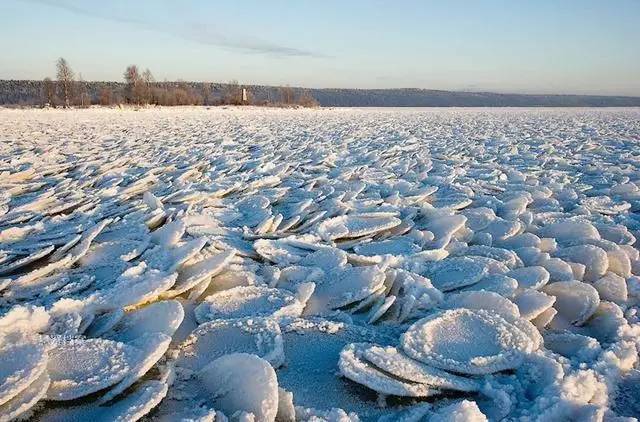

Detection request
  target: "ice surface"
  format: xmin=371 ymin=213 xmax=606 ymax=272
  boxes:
xmin=357 ymin=344 xmax=480 ymax=392
xmin=199 ymin=353 xmax=279 ymax=422
xmin=38 ymin=379 xmax=169 ymax=422
xmin=98 ymin=332 xmax=171 ymax=404
xmin=0 ymin=371 xmax=49 ymax=421
xmin=1 ymin=107 xmax=640 ymax=420
xmin=422 ymin=257 xmax=488 ymax=291
xmin=194 ymin=285 xmax=306 ymax=322
xmin=46 ymin=338 xmax=136 ymax=400
xmin=401 ymin=309 xmax=536 ymax=374
xmin=339 ymin=342 xmax=438 ymax=397
xmin=102 ymin=300 xmax=184 ymax=343
xmin=176 ymin=317 xmax=285 ymax=370
xmin=0 ymin=341 xmax=48 ymax=406
xmin=543 ymin=281 xmax=600 ymax=326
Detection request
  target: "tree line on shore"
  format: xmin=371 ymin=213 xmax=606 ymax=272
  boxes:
xmin=43 ymin=57 xmax=319 ymax=108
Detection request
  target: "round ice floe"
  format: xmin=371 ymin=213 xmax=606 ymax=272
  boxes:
xmin=537 ymin=220 xmax=600 ymax=243
xmin=514 ymin=290 xmax=556 ymax=320
xmin=306 ymin=266 xmax=385 ymax=313
xmin=99 ymin=332 xmax=171 ymax=404
xmin=471 ymin=256 xmax=510 ymax=275
xmin=339 ymin=343 xmax=437 ymax=397
xmin=497 ymin=232 xmax=541 ymax=250
xmin=198 ymin=353 xmax=279 ymax=422
xmin=593 ymin=273 xmax=628 ymax=304
xmin=358 ymin=344 xmax=480 ymax=392
xmin=235 ymin=195 xmax=272 ymax=227
xmin=425 ymin=257 xmax=487 ymax=292
xmin=0 ymin=245 xmax=54 ymax=276
xmin=595 ymin=223 xmax=636 ymax=245
xmin=555 ymin=244 xmax=609 ymax=282
xmin=540 ymin=257 xmax=574 ymax=282
xmin=461 ymin=207 xmax=495 ymax=231
xmin=401 ymin=309 xmax=534 ymax=374
xmin=144 ymin=238 xmax=207 ymax=272
xmin=370 ymin=295 xmax=400 ymax=323
xmin=460 ymin=274 xmax=519 ymax=298
xmin=177 ymin=317 xmax=284 ymax=371
xmin=254 ymin=238 xmax=310 ymax=266
xmin=499 ymin=195 xmax=530 ymax=220
xmin=0 ymin=341 xmax=48 ymax=406
xmin=64 ymin=219 xmax=113 ymax=264
xmin=453 ymin=245 xmax=521 ymax=269
xmin=162 ymin=249 xmax=235 ymax=297
xmin=353 ymin=238 xmax=421 ymax=257
xmin=79 ymin=240 xmax=149 ymax=268
xmin=543 ymin=281 xmax=600 ymax=326
xmin=481 ymin=218 xmax=521 ymax=241
xmin=581 ymin=196 xmax=630 ymax=215
xmin=92 ymin=263 xmax=177 ymax=310
xmin=515 ymin=247 xmax=548 ymax=267
xmin=39 ymin=379 xmax=168 ymax=422
xmin=0 ymin=371 xmax=49 ymax=421
xmin=531 ymin=307 xmax=557 ymax=329
xmin=567 ymin=262 xmax=587 ymax=281
xmin=443 ymin=290 xmax=520 ymax=320
xmin=46 ymin=338 xmax=136 ymax=400
xmin=5 ymin=252 xmax=74 ymax=293
xmin=316 ymin=214 xmax=401 ymax=241
xmin=421 ymin=214 xmax=467 ymax=249
xmin=194 ymin=285 xmax=305 ymax=323
xmin=150 ymin=220 xmax=186 ymax=246
xmin=103 ymin=300 xmax=184 ymax=343
xmin=544 ymin=331 xmax=601 ymax=362
xmin=84 ymin=309 xmax=125 ymax=338
xmin=605 ymin=248 xmax=632 ymax=279
xmin=506 ymin=266 xmax=550 ymax=291
xmin=432 ymin=194 xmax=472 ymax=210
xmin=298 ymin=247 xmax=348 ymax=271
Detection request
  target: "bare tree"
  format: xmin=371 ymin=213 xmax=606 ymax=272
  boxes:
xmin=222 ymin=80 xmax=242 ymax=105
xmin=142 ymin=68 xmax=154 ymax=104
xmin=75 ymin=73 xmax=90 ymax=107
xmin=202 ymin=82 xmax=212 ymax=105
xmin=43 ymin=77 xmax=56 ymax=107
xmin=99 ymin=87 xmax=113 ymax=106
xmin=297 ymin=89 xmax=319 ymax=107
xmin=124 ymin=65 xmax=141 ymax=104
xmin=56 ymin=57 xmax=74 ymax=107
xmin=280 ymin=85 xmax=294 ymax=105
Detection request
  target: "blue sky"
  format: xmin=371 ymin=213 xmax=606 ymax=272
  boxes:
xmin=1 ymin=0 xmax=639 ymax=95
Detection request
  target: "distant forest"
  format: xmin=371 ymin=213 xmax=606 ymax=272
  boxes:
xmin=2 ymin=58 xmax=640 ymax=108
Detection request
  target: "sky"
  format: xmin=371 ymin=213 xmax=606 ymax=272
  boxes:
xmin=1 ymin=0 xmax=639 ymax=96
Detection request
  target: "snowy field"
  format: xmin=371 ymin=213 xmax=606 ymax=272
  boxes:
xmin=1 ymin=106 xmax=640 ymax=421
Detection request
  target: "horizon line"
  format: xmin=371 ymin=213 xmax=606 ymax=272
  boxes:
xmin=2 ymin=78 xmax=639 ymax=99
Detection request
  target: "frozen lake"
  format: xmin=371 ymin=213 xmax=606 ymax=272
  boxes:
xmin=1 ymin=106 xmax=640 ymax=421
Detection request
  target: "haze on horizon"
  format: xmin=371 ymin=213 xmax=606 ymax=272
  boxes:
xmin=1 ymin=0 xmax=639 ymax=96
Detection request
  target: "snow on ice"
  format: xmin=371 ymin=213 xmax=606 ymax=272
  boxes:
xmin=0 ymin=106 xmax=640 ymax=421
